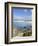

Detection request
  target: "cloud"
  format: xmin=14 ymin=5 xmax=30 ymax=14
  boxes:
xmin=13 ymin=15 xmax=23 ymax=20
xmin=13 ymin=15 xmax=32 ymax=20
xmin=24 ymin=9 xmax=28 ymax=12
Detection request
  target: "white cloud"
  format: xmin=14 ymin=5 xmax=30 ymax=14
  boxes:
xmin=24 ymin=9 xmax=28 ymax=12
xmin=13 ymin=15 xmax=32 ymax=20
xmin=13 ymin=15 xmax=24 ymax=20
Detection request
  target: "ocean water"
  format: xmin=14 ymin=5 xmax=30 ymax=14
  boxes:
xmin=13 ymin=21 xmax=32 ymax=29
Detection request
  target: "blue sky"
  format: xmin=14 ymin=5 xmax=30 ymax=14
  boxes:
xmin=12 ymin=8 xmax=32 ymax=28
xmin=12 ymin=8 xmax=32 ymax=20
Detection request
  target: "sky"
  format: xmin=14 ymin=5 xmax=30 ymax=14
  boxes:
xmin=12 ymin=8 xmax=32 ymax=21
xmin=11 ymin=8 xmax=32 ymax=27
